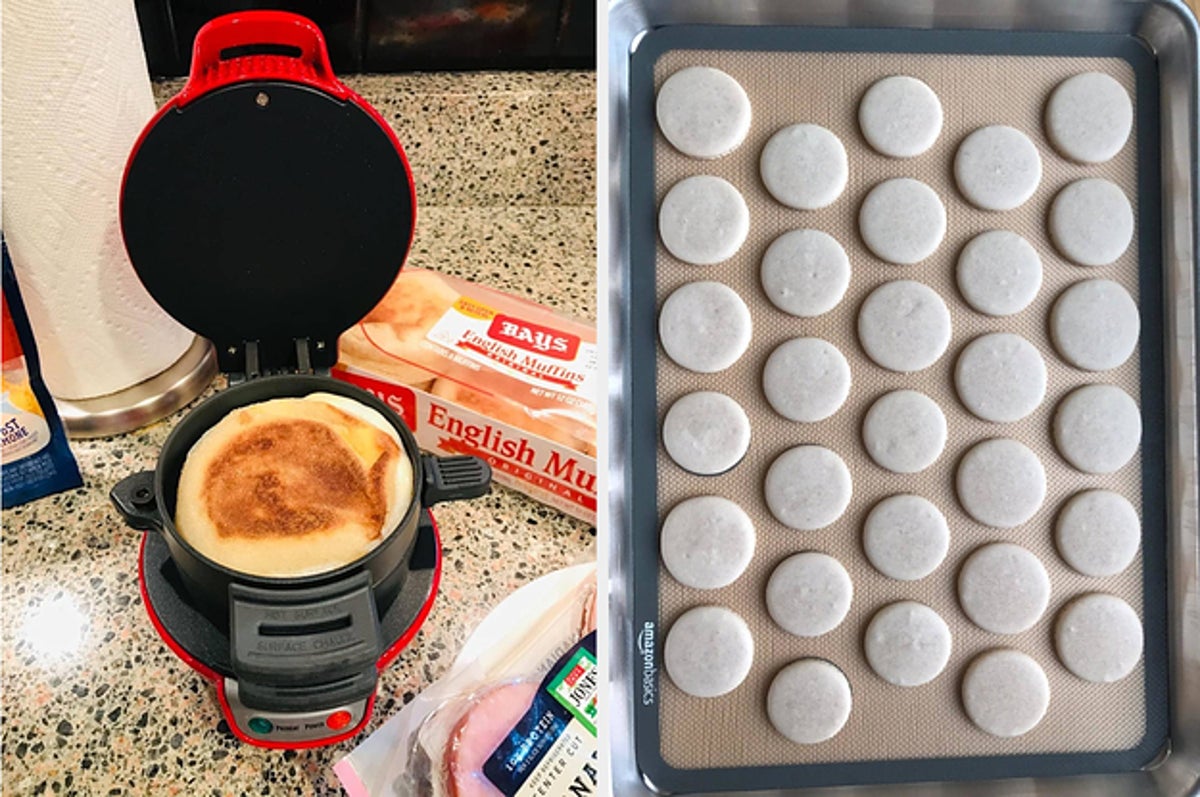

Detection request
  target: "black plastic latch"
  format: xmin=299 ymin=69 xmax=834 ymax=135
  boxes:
xmin=421 ymin=454 xmax=492 ymax=506
xmin=229 ymin=572 xmax=381 ymax=712
xmin=109 ymin=471 xmax=165 ymax=533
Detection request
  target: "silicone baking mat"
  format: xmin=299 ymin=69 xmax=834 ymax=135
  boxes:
xmin=626 ymin=26 xmax=1168 ymax=793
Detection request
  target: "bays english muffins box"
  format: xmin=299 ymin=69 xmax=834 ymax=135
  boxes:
xmin=334 ymin=268 xmax=597 ymax=524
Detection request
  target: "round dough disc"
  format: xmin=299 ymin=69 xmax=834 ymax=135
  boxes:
xmin=765 ymin=552 xmax=853 ymax=637
xmin=662 ymin=391 xmax=751 ymax=476
xmin=956 ymin=230 xmax=1043 ymax=317
xmin=1045 ymin=72 xmax=1133 ymax=164
xmin=1049 ymin=178 xmax=1134 ymax=267
xmin=1050 ymin=279 xmax=1139 ymax=371
xmin=1056 ymin=489 xmax=1140 ymax=577
xmin=954 ymin=125 xmax=1042 ymax=211
xmin=767 ymin=659 xmax=852 ymax=744
xmin=1055 ymin=593 xmax=1143 ymax=683
xmin=1054 ymin=384 xmax=1141 ymax=474
xmin=858 ymin=280 xmax=952 ymax=372
xmin=955 ymin=332 xmax=1047 ymax=423
xmin=663 ymin=606 xmax=754 ymax=698
xmin=659 ymin=281 xmax=753 ymax=373
xmin=659 ymin=175 xmax=750 ymax=265
xmin=661 ymin=496 xmax=756 ymax=589
xmin=862 ymin=390 xmax=947 ymax=474
xmin=656 ymin=66 xmax=752 ymax=159
xmin=760 ymin=229 xmax=851 ymax=317
xmin=864 ymin=601 xmax=953 ymax=686
xmin=958 ymin=542 xmax=1051 ymax=634
xmin=858 ymin=75 xmax=943 ymax=158
xmin=859 ymin=178 xmax=946 ymax=264
xmin=962 ymin=649 xmax=1050 ymax=737
xmin=764 ymin=445 xmax=852 ymax=531
xmin=863 ymin=494 xmax=950 ymax=581
xmin=956 ymin=438 xmax=1046 ymax=528
xmin=760 ymin=124 xmax=849 ymax=210
xmin=762 ymin=337 xmax=852 ymax=422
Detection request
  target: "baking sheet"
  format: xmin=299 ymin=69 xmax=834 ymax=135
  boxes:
xmin=627 ymin=26 xmax=1169 ymax=794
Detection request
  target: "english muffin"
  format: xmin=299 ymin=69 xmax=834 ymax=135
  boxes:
xmin=174 ymin=393 xmax=414 ymax=577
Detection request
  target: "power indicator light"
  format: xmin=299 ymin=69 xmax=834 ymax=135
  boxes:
xmin=247 ymin=717 xmax=273 ymax=734
xmin=326 ymin=710 xmax=353 ymax=730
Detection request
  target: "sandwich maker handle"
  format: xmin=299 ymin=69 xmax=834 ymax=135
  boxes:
xmin=110 ymin=470 xmax=165 ymax=533
xmin=421 ymin=454 xmax=492 ymax=506
xmin=179 ymin=11 xmax=348 ymax=106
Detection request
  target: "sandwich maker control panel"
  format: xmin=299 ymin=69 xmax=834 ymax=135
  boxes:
xmin=223 ymin=680 xmax=367 ymax=743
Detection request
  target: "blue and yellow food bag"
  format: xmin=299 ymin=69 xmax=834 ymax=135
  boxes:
xmin=2 ymin=242 xmax=82 ymax=507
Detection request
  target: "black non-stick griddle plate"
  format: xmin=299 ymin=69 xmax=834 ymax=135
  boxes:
xmin=120 ymin=12 xmax=415 ymax=375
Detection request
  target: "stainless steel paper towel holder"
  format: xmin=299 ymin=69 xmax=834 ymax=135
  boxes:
xmin=55 ymin=336 xmax=217 ymax=438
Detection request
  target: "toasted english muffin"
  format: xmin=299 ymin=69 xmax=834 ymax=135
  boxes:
xmin=174 ymin=393 xmax=414 ymax=577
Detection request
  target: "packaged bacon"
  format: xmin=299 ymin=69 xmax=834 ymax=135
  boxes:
xmin=335 ymin=564 xmax=598 ymax=797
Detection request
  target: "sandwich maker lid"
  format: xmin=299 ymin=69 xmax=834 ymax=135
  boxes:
xmin=120 ymin=12 xmax=415 ymax=376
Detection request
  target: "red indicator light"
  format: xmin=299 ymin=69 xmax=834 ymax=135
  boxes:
xmin=326 ymin=711 xmax=353 ymax=730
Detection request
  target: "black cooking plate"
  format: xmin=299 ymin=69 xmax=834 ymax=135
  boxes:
xmin=121 ymin=17 xmax=415 ymax=374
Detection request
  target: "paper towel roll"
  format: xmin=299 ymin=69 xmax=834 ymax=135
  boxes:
xmin=2 ymin=0 xmax=195 ymax=400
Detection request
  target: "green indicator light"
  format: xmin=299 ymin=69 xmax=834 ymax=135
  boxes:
xmin=248 ymin=717 xmax=273 ymax=734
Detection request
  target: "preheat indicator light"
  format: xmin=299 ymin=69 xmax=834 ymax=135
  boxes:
xmin=326 ymin=711 xmax=353 ymax=730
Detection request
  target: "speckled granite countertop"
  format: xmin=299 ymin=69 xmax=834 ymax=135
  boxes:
xmin=1 ymin=70 xmax=595 ymax=796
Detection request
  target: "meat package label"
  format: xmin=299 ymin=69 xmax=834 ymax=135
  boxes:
xmin=483 ymin=632 xmax=599 ymax=797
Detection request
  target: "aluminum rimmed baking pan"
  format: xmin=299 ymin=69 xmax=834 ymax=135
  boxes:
xmin=605 ymin=1 xmax=1199 ymax=794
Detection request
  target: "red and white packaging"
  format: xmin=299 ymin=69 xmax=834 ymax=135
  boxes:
xmin=334 ymin=268 xmax=597 ymax=524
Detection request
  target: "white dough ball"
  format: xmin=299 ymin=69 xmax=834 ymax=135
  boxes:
xmin=859 ymin=178 xmax=946 ymax=264
xmin=962 ymin=649 xmax=1050 ymax=737
xmin=1049 ymin=178 xmax=1134 ymax=267
xmin=862 ymin=494 xmax=950 ymax=581
xmin=762 ymin=337 xmax=852 ymax=423
xmin=954 ymin=125 xmax=1042 ymax=211
xmin=859 ymin=75 xmax=943 ymax=158
xmin=660 ymin=496 xmax=756 ymax=589
xmin=659 ymin=281 xmax=753 ymax=373
xmin=1045 ymin=72 xmax=1133 ymax=164
xmin=664 ymin=606 xmax=754 ymax=698
xmin=858 ymin=280 xmax=952 ymax=372
xmin=956 ymin=439 xmax=1046 ymax=528
xmin=955 ymin=333 xmax=1047 ymax=423
xmin=659 ymin=175 xmax=750 ymax=265
xmin=1050 ymin=279 xmax=1139 ymax=371
xmin=662 ymin=391 xmax=751 ymax=475
xmin=767 ymin=659 xmax=853 ymax=744
xmin=956 ymin=230 xmax=1043 ymax=317
xmin=760 ymin=124 xmax=849 ymax=210
xmin=656 ymin=66 xmax=752 ymax=159
xmin=764 ymin=446 xmax=852 ymax=531
xmin=862 ymin=390 xmax=947 ymax=474
xmin=760 ymin=229 xmax=851 ymax=317
xmin=1053 ymin=384 xmax=1141 ymax=474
